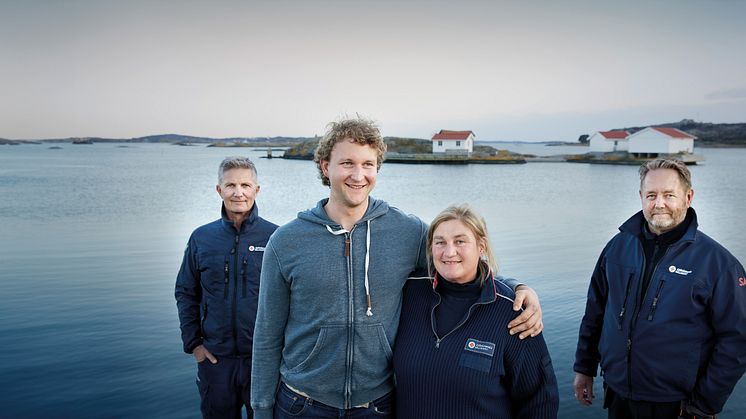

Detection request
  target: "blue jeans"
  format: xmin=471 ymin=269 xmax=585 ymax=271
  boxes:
xmin=273 ymin=382 xmax=394 ymax=419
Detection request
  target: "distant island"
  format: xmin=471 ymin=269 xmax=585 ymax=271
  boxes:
xmin=2 ymin=119 xmax=744 ymax=147
xmin=283 ymin=137 xmax=526 ymax=164
xmin=0 ymin=134 xmax=313 ymax=146
xmin=577 ymin=119 xmax=746 ymax=147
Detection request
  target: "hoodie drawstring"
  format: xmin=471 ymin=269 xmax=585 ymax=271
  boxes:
xmin=325 ymin=221 xmax=374 ymax=317
xmin=364 ymin=220 xmax=372 ymax=316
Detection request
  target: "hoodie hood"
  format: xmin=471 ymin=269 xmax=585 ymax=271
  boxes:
xmin=298 ymin=196 xmax=390 ymax=227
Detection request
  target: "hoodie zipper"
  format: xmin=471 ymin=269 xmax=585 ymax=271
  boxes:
xmin=343 ymin=227 xmax=356 ymax=409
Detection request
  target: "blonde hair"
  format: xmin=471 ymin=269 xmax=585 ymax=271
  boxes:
xmin=427 ymin=204 xmax=498 ymax=286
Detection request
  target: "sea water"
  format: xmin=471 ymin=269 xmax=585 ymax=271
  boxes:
xmin=1 ymin=143 xmax=744 ymax=418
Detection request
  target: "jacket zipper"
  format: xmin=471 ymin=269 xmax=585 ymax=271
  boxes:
xmin=242 ymin=258 xmax=248 ymax=298
xmin=617 ymin=272 xmax=635 ymax=329
xmin=430 ymin=287 xmax=492 ymax=349
xmin=627 ymin=245 xmax=670 ymax=398
xmin=231 ymin=234 xmax=239 ymax=356
xmin=647 ymin=280 xmax=665 ymax=321
xmin=223 ymin=258 xmax=229 ymax=299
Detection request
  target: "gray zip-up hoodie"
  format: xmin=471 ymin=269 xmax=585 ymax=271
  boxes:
xmin=251 ymin=197 xmax=428 ymax=417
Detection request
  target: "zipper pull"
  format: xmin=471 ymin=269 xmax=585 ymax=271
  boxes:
xmin=344 ymin=237 xmax=350 ymax=257
xmin=435 ymin=339 xmax=440 ymax=349
xmin=647 ymin=299 xmax=659 ymax=321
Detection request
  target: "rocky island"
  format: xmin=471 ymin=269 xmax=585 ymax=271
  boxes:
xmin=283 ymin=137 xmax=526 ymax=164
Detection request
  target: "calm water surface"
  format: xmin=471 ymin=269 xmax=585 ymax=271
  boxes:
xmin=1 ymin=143 xmax=744 ymax=418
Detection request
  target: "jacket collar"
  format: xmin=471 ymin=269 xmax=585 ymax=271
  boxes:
xmin=619 ymin=207 xmax=699 ymax=244
xmin=433 ymin=269 xmax=499 ymax=305
xmin=220 ymin=202 xmax=259 ymax=233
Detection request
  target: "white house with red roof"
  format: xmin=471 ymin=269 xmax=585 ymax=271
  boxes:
xmin=432 ymin=130 xmax=475 ymax=154
xmin=588 ymin=130 xmax=631 ymax=152
xmin=628 ymin=127 xmax=695 ymax=155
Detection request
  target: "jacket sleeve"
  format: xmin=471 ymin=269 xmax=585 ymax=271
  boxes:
xmin=573 ymin=244 xmax=610 ymax=377
xmin=688 ymin=259 xmax=746 ymax=415
xmin=499 ymin=277 xmax=522 ymax=292
xmin=174 ymin=235 xmax=203 ymax=354
xmin=415 ymin=217 xmax=429 ymax=273
xmin=251 ymin=239 xmax=291 ymax=419
xmin=507 ymin=333 xmax=559 ymax=419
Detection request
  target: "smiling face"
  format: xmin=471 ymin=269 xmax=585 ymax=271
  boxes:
xmin=320 ymin=139 xmax=378 ymax=212
xmin=216 ymin=168 xmax=260 ymax=222
xmin=431 ymin=219 xmax=485 ymax=284
xmin=640 ymin=168 xmax=694 ymax=235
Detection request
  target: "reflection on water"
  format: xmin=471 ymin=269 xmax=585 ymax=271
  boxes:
xmin=0 ymin=143 xmax=744 ymax=418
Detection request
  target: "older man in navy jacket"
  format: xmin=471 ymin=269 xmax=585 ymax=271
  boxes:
xmin=176 ymin=157 xmax=278 ymax=419
xmin=574 ymin=158 xmax=746 ymax=418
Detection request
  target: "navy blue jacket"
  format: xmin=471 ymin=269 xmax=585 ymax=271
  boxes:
xmin=175 ymin=204 xmax=277 ymax=357
xmin=394 ymin=275 xmax=559 ymax=419
xmin=574 ymin=209 xmax=746 ymax=414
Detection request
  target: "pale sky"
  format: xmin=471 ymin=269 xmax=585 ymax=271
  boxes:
xmin=2 ymin=0 xmax=745 ymax=141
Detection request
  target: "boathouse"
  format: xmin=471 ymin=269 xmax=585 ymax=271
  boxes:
xmin=628 ymin=127 xmax=695 ymax=157
xmin=432 ymin=130 xmax=475 ymax=154
xmin=588 ymin=130 xmax=630 ymax=152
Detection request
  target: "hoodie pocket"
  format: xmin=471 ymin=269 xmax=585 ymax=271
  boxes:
xmin=351 ymin=324 xmax=394 ymax=391
xmin=287 ymin=326 xmax=345 ymax=373
xmin=284 ymin=325 xmax=348 ymax=397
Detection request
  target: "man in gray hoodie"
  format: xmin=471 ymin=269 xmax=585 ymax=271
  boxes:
xmin=251 ymin=117 xmax=543 ymax=419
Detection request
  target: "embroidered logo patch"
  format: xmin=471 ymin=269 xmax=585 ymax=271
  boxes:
xmin=248 ymin=245 xmax=265 ymax=252
xmin=739 ymin=277 xmax=746 ymax=287
xmin=668 ymin=265 xmax=691 ymax=276
xmin=464 ymin=339 xmax=495 ymax=357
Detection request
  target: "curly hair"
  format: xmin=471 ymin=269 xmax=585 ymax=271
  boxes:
xmin=314 ymin=117 xmax=387 ymax=186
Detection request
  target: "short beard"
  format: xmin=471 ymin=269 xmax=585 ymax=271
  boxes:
xmin=647 ymin=214 xmax=678 ymax=234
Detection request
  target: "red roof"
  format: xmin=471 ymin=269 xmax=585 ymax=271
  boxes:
xmin=432 ymin=130 xmax=474 ymax=141
xmin=652 ymin=127 xmax=696 ymax=139
xmin=599 ymin=130 xmax=629 ymax=139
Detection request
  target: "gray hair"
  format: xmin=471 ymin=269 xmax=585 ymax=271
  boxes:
xmin=218 ymin=156 xmax=258 ymax=184
xmin=639 ymin=158 xmax=692 ymax=190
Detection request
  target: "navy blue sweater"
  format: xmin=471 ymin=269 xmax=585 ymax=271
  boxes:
xmin=394 ymin=275 xmax=559 ymax=419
